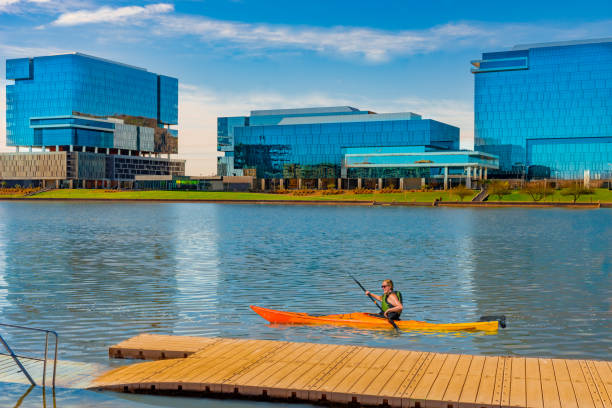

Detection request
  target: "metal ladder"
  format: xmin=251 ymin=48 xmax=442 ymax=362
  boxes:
xmin=0 ymin=323 xmax=58 ymax=388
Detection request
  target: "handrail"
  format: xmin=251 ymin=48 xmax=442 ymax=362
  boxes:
xmin=0 ymin=323 xmax=59 ymax=388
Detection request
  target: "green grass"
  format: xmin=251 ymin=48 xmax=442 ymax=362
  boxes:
xmin=15 ymin=188 xmax=612 ymax=203
xmin=489 ymin=188 xmax=612 ymax=203
xmin=29 ymin=189 xmax=473 ymax=202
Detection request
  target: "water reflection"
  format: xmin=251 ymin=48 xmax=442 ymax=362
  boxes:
xmin=0 ymin=203 xmax=182 ymax=360
xmin=0 ymin=205 xmax=8 ymax=309
xmin=173 ymin=204 xmax=221 ymax=337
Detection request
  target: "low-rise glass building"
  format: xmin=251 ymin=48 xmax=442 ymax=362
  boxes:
xmin=472 ymin=39 xmax=612 ymax=179
xmin=217 ymin=107 xmax=462 ymax=182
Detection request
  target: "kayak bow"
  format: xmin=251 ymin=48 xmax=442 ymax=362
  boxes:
xmin=250 ymin=305 xmax=499 ymax=332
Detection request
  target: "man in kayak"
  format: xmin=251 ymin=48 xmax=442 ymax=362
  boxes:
xmin=365 ymin=279 xmax=403 ymax=320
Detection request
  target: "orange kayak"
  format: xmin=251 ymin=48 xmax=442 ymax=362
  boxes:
xmin=250 ymin=305 xmax=500 ymax=332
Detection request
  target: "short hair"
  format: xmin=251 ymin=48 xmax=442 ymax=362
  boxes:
xmin=383 ymin=279 xmax=393 ymax=290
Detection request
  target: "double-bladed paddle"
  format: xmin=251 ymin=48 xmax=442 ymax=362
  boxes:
xmin=349 ymin=274 xmax=400 ymax=331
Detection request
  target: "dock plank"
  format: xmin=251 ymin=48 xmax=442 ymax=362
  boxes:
xmin=473 ymin=356 xmax=500 ymax=408
xmin=359 ymin=350 xmax=416 ymax=407
xmin=441 ymin=354 xmax=472 ymax=406
xmin=338 ymin=348 xmax=397 ymax=403
xmin=565 ymin=359 xmax=598 ymax=408
xmin=381 ymin=351 xmax=430 ymax=407
xmin=525 ymin=357 xmax=544 ymax=408
xmin=585 ymin=360 xmax=611 ymax=407
xmin=552 ymin=359 xmax=578 ymax=408
xmin=408 ymin=352 xmax=453 ymax=408
xmin=458 ymin=354 xmax=485 ymax=407
xmin=507 ymin=357 xmax=527 ymax=408
xmin=423 ymin=352 xmax=460 ymax=408
xmin=540 ymin=358 xmax=562 ymax=408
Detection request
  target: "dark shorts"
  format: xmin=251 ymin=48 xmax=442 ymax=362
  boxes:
xmin=375 ymin=312 xmax=401 ymax=321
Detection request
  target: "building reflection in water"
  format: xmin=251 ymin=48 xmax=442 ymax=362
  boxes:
xmin=469 ymin=209 xmax=612 ymax=359
xmin=0 ymin=202 xmax=181 ymax=362
xmin=171 ymin=203 xmax=221 ymax=337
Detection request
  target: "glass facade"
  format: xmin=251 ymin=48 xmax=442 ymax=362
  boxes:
xmin=217 ymin=108 xmax=460 ymax=178
xmin=6 ymin=53 xmax=178 ymax=151
xmin=472 ymin=40 xmax=612 ymax=179
xmin=342 ymin=146 xmax=498 ymax=178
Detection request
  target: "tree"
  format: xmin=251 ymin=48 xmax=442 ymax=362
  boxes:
xmin=488 ymin=180 xmax=512 ymax=200
xmin=560 ymin=182 xmax=594 ymax=203
xmin=0 ymin=181 xmax=6 ymax=189
xmin=521 ymin=181 xmax=554 ymax=202
xmin=451 ymin=184 xmax=473 ymax=201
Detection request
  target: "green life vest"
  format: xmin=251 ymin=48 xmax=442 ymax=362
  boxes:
xmin=381 ymin=291 xmax=402 ymax=313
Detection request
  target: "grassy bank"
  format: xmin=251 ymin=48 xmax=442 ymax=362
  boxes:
xmin=487 ymin=189 xmax=612 ymax=203
xmin=25 ymin=189 xmax=467 ymax=202
xmin=2 ymin=188 xmax=611 ymax=203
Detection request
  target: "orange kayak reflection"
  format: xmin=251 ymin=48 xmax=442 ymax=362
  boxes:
xmin=250 ymin=305 xmax=499 ymax=332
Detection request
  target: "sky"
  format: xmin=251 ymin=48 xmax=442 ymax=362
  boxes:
xmin=2 ymin=0 xmax=612 ymax=176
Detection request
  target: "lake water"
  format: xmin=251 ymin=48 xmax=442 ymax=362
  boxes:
xmin=0 ymin=201 xmax=610 ymax=407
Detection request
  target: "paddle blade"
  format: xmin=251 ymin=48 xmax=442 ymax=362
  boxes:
xmin=479 ymin=315 xmax=507 ymax=328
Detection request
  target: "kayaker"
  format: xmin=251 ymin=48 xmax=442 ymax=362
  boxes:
xmin=365 ymin=279 xmax=403 ymax=320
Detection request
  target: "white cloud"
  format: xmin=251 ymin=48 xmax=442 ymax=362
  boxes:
xmin=51 ymin=3 xmax=173 ymax=26
xmin=0 ymin=0 xmax=62 ymax=13
xmin=48 ymin=4 xmax=612 ymax=62
xmin=177 ymin=84 xmax=473 ymax=176
xmin=0 ymin=43 xmax=68 ymax=58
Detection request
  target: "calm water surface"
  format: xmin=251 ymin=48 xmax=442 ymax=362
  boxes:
xmin=0 ymin=202 xmax=610 ymax=407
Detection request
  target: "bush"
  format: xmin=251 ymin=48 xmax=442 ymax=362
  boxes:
xmin=291 ymin=189 xmax=316 ymax=196
xmin=451 ymin=184 xmax=473 ymax=201
xmin=353 ymin=188 xmax=374 ymax=194
xmin=378 ymin=187 xmax=403 ymax=194
xmin=271 ymin=188 xmax=291 ymax=194
xmin=488 ymin=180 xmax=512 ymax=200
xmin=560 ymin=182 xmax=594 ymax=203
xmin=321 ymin=189 xmax=343 ymax=195
xmin=521 ymin=181 xmax=554 ymax=202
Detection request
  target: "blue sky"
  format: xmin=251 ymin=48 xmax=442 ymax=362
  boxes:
xmin=2 ymin=0 xmax=612 ymax=175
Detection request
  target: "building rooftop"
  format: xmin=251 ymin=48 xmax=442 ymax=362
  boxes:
xmin=250 ymin=106 xmax=360 ymax=116
xmin=9 ymin=52 xmax=150 ymax=72
xmin=512 ymin=38 xmax=612 ymax=51
xmin=278 ymin=112 xmax=422 ymax=125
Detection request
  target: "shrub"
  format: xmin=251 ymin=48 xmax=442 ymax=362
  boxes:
xmin=451 ymin=184 xmax=473 ymax=201
xmin=290 ymin=189 xmax=316 ymax=196
xmin=488 ymin=180 xmax=512 ymax=200
xmin=272 ymin=188 xmax=291 ymax=194
xmin=521 ymin=181 xmax=554 ymax=202
xmin=321 ymin=189 xmax=343 ymax=195
xmin=560 ymin=182 xmax=594 ymax=203
xmin=353 ymin=188 xmax=374 ymax=194
xmin=378 ymin=187 xmax=403 ymax=194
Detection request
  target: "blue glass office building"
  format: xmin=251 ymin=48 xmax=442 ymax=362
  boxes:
xmin=2 ymin=53 xmax=184 ymax=185
xmin=217 ymin=107 xmax=462 ymax=180
xmin=6 ymin=53 xmax=178 ymax=153
xmin=472 ymin=39 xmax=612 ymax=179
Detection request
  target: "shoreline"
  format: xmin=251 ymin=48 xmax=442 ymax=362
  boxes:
xmin=1 ymin=196 xmax=608 ymax=208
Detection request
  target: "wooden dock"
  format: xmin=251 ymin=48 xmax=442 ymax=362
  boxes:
xmin=93 ymin=334 xmax=612 ymax=408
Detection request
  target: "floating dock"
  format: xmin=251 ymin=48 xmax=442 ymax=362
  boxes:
xmin=93 ymin=334 xmax=612 ymax=408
